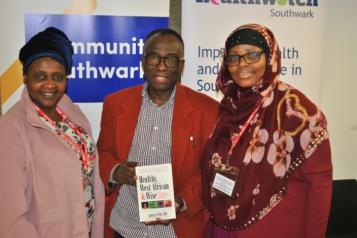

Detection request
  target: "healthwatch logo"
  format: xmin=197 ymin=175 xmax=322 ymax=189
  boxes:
xmin=196 ymin=0 xmax=318 ymax=7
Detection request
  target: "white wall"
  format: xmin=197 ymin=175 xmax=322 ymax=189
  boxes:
xmin=322 ymin=0 xmax=357 ymax=179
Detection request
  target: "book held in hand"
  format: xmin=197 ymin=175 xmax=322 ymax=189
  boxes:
xmin=135 ymin=163 xmax=176 ymax=222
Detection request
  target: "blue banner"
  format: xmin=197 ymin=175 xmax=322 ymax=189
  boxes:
xmin=25 ymin=14 xmax=169 ymax=102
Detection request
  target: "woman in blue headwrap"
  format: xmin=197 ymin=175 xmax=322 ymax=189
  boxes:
xmin=0 ymin=27 xmax=104 ymax=238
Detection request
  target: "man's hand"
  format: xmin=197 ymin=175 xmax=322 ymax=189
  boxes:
xmin=113 ymin=161 xmax=138 ymax=185
xmin=144 ymin=218 xmax=173 ymax=226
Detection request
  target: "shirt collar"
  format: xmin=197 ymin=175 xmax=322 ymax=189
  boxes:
xmin=141 ymin=81 xmax=176 ymax=106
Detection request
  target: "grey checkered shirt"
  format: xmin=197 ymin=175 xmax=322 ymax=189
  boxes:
xmin=110 ymin=83 xmax=177 ymax=238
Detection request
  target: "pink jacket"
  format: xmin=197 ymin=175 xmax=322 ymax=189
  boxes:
xmin=0 ymin=88 xmax=105 ymax=238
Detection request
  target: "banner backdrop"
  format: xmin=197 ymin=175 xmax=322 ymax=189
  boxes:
xmin=25 ymin=14 xmax=168 ymax=102
xmin=0 ymin=0 xmax=170 ymax=140
xmin=182 ymin=0 xmax=326 ymax=105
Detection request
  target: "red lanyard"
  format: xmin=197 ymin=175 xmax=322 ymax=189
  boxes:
xmin=35 ymin=106 xmax=90 ymax=168
xmin=226 ymin=102 xmax=262 ymax=165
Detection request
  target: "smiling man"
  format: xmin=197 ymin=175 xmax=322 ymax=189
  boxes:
xmin=97 ymin=28 xmax=219 ymax=238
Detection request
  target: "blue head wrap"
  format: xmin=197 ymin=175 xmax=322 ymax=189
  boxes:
xmin=19 ymin=27 xmax=73 ymax=74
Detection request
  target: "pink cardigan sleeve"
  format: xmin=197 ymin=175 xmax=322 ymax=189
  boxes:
xmin=300 ymin=139 xmax=333 ymax=238
xmin=0 ymin=122 xmax=41 ymax=238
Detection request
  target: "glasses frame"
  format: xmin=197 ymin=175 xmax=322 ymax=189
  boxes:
xmin=224 ymin=51 xmax=265 ymax=66
xmin=144 ymin=53 xmax=184 ymax=68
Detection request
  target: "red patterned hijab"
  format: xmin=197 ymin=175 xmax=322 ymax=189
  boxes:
xmin=201 ymin=23 xmax=328 ymax=230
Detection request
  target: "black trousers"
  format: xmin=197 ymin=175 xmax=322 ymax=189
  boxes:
xmin=115 ymin=232 xmax=125 ymax=238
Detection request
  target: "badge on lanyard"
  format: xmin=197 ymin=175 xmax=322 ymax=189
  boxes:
xmin=212 ymin=102 xmax=262 ymax=198
xmin=212 ymin=165 xmax=239 ymax=197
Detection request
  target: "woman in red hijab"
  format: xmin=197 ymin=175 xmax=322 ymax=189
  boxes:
xmin=201 ymin=23 xmax=332 ymax=238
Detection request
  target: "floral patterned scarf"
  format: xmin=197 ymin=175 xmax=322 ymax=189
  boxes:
xmin=201 ymin=23 xmax=329 ymax=230
xmin=36 ymin=106 xmax=96 ymax=232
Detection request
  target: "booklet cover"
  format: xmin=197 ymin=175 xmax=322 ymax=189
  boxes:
xmin=135 ymin=163 xmax=176 ymax=222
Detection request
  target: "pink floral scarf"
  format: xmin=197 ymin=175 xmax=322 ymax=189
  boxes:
xmin=201 ymin=23 xmax=329 ymax=230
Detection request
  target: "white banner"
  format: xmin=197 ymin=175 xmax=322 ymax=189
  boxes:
xmin=182 ymin=1 xmax=326 ymax=105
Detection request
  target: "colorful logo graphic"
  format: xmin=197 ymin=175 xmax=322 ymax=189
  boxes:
xmin=195 ymin=0 xmax=318 ymax=7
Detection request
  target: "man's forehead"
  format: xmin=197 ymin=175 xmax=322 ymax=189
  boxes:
xmin=145 ymin=34 xmax=181 ymax=47
xmin=144 ymin=36 xmax=183 ymax=55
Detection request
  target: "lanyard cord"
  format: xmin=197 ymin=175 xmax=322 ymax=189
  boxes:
xmin=35 ymin=106 xmax=90 ymax=168
xmin=226 ymin=102 xmax=262 ymax=166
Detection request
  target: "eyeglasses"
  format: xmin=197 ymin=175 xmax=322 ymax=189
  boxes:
xmin=144 ymin=53 xmax=183 ymax=68
xmin=225 ymin=51 xmax=264 ymax=66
